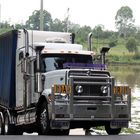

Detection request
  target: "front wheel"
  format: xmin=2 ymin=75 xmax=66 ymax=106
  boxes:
xmin=105 ymin=124 xmax=121 ymax=135
xmin=37 ymin=102 xmax=51 ymax=135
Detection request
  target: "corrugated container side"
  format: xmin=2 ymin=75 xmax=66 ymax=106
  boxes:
xmin=0 ymin=30 xmax=18 ymax=108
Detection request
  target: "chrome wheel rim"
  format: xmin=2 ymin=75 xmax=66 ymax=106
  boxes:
xmin=40 ymin=109 xmax=47 ymax=130
xmin=0 ymin=119 xmax=2 ymax=134
xmin=4 ymin=117 xmax=8 ymax=134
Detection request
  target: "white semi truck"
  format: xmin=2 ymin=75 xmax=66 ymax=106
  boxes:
xmin=0 ymin=29 xmax=131 ymax=135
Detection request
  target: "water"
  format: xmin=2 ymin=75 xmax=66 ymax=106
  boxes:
xmin=108 ymin=65 xmax=140 ymax=134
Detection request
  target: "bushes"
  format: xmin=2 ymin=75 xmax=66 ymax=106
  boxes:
xmin=108 ymin=55 xmax=134 ymax=63
xmin=133 ymin=53 xmax=140 ymax=60
xmin=126 ymin=37 xmax=138 ymax=53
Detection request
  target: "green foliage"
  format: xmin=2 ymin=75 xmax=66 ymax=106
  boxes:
xmin=108 ymin=35 xmax=118 ymax=48
xmin=126 ymin=37 xmax=137 ymax=53
xmin=15 ymin=24 xmax=25 ymax=29
xmin=133 ymin=53 xmax=140 ymax=60
xmin=115 ymin=6 xmax=135 ymax=38
xmin=0 ymin=22 xmax=13 ymax=34
xmin=0 ymin=28 xmax=13 ymax=35
xmin=76 ymin=25 xmax=92 ymax=44
xmin=136 ymin=28 xmax=140 ymax=40
xmin=26 ymin=10 xmax=52 ymax=30
xmin=0 ymin=21 xmax=11 ymax=28
xmin=50 ymin=18 xmax=64 ymax=32
xmin=93 ymin=25 xmax=104 ymax=38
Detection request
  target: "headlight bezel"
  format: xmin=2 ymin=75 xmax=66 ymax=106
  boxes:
xmin=75 ymin=85 xmax=83 ymax=94
xmin=100 ymin=85 xmax=109 ymax=94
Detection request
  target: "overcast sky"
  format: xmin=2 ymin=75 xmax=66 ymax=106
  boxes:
xmin=0 ymin=0 xmax=139 ymax=30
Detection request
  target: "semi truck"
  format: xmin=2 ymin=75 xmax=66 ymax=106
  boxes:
xmin=0 ymin=29 xmax=131 ymax=135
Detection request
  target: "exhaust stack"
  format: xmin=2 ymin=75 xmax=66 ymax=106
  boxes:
xmin=23 ymin=29 xmax=29 ymax=58
xmin=35 ymin=45 xmax=44 ymax=93
xmin=88 ymin=32 xmax=92 ymax=51
xmin=23 ymin=29 xmax=30 ymax=109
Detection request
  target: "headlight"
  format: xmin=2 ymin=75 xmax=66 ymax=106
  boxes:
xmin=101 ymin=86 xmax=108 ymax=94
xmin=75 ymin=85 xmax=83 ymax=94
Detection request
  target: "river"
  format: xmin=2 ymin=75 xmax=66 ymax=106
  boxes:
xmin=108 ymin=65 xmax=140 ymax=134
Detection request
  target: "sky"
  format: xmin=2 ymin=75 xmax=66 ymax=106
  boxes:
xmin=0 ymin=0 xmax=140 ymax=30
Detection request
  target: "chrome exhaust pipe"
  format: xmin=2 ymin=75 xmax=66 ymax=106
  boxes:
xmin=88 ymin=32 xmax=92 ymax=51
xmin=35 ymin=45 xmax=44 ymax=93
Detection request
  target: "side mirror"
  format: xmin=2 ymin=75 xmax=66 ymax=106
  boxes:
xmin=100 ymin=47 xmax=110 ymax=54
xmin=100 ymin=47 xmax=110 ymax=65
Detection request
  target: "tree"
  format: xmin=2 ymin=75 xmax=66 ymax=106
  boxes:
xmin=76 ymin=25 xmax=92 ymax=44
xmin=135 ymin=27 xmax=140 ymax=40
xmin=93 ymin=25 xmax=104 ymax=39
xmin=26 ymin=10 xmax=52 ymax=31
xmin=50 ymin=18 xmax=64 ymax=32
xmin=0 ymin=21 xmax=13 ymax=34
xmin=126 ymin=37 xmax=137 ymax=53
xmin=108 ymin=35 xmax=118 ymax=48
xmin=15 ymin=23 xmax=25 ymax=29
xmin=115 ymin=6 xmax=135 ymax=38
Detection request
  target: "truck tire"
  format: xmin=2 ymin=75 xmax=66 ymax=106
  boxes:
xmin=105 ymin=124 xmax=121 ymax=135
xmin=4 ymin=112 xmax=11 ymax=135
xmin=0 ymin=113 xmax=4 ymax=135
xmin=37 ymin=102 xmax=51 ymax=135
xmin=3 ymin=112 xmax=22 ymax=135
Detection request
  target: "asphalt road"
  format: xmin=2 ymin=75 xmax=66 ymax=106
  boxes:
xmin=0 ymin=129 xmax=139 ymax=140
xmin=0 ymin=135 xmax=140 ymax=140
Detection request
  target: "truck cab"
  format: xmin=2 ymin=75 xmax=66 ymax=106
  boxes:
xmin=32 ymin=34 xmax=131 ymax=135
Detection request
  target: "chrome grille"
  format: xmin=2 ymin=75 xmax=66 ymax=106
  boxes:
xmin=69 ymin=70 xmax=111 ymax=98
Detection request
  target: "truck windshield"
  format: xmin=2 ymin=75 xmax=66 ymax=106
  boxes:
xmin=41 ymin=54 xmax=92 ymax=72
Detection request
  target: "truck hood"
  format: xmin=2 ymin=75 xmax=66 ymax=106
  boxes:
xmin=43 ymin=68 xmax=110 ymax=89
xmin=43 ymin=69 xmax=68 ymax=89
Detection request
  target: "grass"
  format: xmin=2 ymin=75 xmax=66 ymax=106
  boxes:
xmin=122 ymin=128 xmax=140 ymax=134
xmin=92 ymin=38 xmax=140 ymax=64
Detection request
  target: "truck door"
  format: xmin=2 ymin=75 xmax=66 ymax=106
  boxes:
xmin=29 ymin=59 xmax=40 ymax=105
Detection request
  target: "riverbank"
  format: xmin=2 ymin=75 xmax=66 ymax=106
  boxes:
xmin=107 ymin=54 xmax=140 ymax=65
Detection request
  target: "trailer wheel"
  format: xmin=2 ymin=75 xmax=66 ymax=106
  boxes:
xmin=37 ymin=102 xmax=51 ymax=135
xmin=0 ymin=113 xmax=4 ymax=135
xmin=4 ymin=113 xmax=11 ymax=135
xmin=3 ymin=112 xmax=22 ymax=135
xmin=105 ymin=124 xmax=121 ymax=135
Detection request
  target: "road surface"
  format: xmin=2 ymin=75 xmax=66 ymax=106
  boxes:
xmin=0 ymin=129 xmax=139 ymax=140
xmin=0 ymin=135 xmax=140 ymax=140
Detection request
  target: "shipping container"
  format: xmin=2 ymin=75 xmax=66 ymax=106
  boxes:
xmin=0 ymin=30 xmax=18 ymax=108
